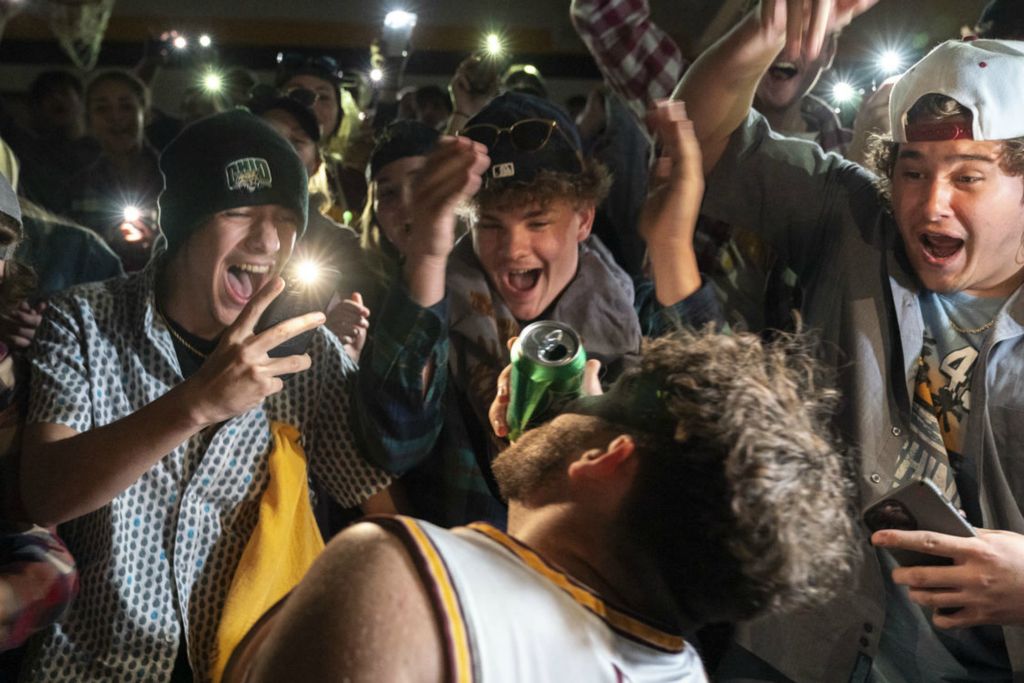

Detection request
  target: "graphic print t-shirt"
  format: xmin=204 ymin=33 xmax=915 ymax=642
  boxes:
xmin=873 ymin=290 xmax=1010 ymax=683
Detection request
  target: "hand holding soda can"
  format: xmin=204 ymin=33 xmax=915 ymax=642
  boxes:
xmin=507 ymin=321 xmax=587 ymax=441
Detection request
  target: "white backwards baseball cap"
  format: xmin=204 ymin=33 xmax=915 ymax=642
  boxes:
xmin=890 ymin=39 xmax=1024 ymax=143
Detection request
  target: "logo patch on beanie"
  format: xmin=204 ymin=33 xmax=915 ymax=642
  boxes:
xmin=226 ymin=158 xmax=273 ymax=193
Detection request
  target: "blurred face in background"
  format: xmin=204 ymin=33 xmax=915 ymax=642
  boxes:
xmin=283 ymin=74 xmax=340 ymax=141
xmin=180 ymin=86 xmax=228 ymax=124
xmin=372 ymin=155 xmax=426 ymax=254
xmin=36 ymin=84 xmax=85 ymax=139
xmin=755 ymin=33 xmax=838 ymax=115
xmin=87 ymin=78 xmax=146 ymax=157
xmin=261 ymin=108 xmax=319 ymax=177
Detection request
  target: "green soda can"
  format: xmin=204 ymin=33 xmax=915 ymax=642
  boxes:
xmin=507 ymin=321 xmax=587 ymax=441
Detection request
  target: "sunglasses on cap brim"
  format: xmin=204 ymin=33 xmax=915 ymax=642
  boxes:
xmin=458 ymin=118 xmax=581 ymax=159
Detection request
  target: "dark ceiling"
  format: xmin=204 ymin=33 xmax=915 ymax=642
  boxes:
xmin=0 ymin=0 xmax=993 ymax=80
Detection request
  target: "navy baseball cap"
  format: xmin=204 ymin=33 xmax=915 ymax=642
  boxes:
xmin=461 ymin=92 xmax=583 ymax=186
xmin=370 ymin=120 xmax=440 ymax=179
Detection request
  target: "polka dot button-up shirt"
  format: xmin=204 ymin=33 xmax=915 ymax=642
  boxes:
xmin=24 ymin=262 xmax=392 ymax=682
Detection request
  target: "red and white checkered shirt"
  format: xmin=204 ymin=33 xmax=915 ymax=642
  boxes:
xmin=570 ymin=0 xmax=852 ymax=154
xmin=570 ymin=0 xmax=685 ymax=124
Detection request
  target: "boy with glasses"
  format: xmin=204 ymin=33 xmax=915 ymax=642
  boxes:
xmin=371 ymin=92 xmax=720 ymax=529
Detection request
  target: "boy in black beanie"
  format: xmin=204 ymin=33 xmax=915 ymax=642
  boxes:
xmin=15 ymin=110 xmax=454 ymax=681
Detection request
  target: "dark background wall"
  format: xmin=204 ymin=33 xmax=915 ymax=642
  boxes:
xmin=0 ymin=0 xmax=993 ymax=115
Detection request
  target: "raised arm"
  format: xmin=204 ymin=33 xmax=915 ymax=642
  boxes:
xmin=354 ymin=137 xmax=489 ymax=474
xmin=402 ymin=136 xmax=489 ymax=307
xmin=639 ymin=100 xmax=704 ymax=306
xmin=675 ymin=0 xmax=878 ymax=173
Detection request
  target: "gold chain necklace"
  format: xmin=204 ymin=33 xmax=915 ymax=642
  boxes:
xmin=157 ymin=308 xmax=209 ymax=359
xmin=936 ymin=294 xmax=999 ymax=336
xmin=948 ymin=316 xmax=997 ymax=336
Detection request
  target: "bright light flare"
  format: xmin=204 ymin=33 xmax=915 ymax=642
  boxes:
xmin=485 ymin=33 xmax=503 ymax=56
xmin=172 ymin=35 xmax=188 ymax=50
xmin=294 ymin=260 xmax=322 ymax=286
xmin=201 ymin=71 xmax=223 ymax=93
xmin=122 ymin=205 xmax=141 ymax=223
xmin=522 ymin=64 xmax=540 ymax=77
xmin=832 ymin=81 xmax=856 ymax=104
xmin=369 ymin=67 xmax=384 ymax=83
xmin=878 ymin=49 xmax=904 ymax=75
xmin=198 ymin=34 xmax=212 ymax=48
xmin=384 ymin=10 xmax=417 ymax=30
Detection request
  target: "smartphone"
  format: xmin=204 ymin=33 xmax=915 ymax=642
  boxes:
xmin=255 ymin=263 xmax=340 ymax=359
xmin=863 ymin=478 xmax=976 ymax=566
xmin=381 ymin=12 xmax=416 ymax=59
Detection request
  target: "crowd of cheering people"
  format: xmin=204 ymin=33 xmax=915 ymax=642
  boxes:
xmin=0 ymin=0 xmax=1023 ymax=680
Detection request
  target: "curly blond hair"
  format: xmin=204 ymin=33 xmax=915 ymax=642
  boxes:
xmin=618 ymin=329 xmax=860 ymax=623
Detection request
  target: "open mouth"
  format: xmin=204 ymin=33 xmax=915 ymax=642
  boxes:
xmin=920 ymin=233 xmax=965 ymax=262
xmin=503 ymin=268 xmax=542 ymax=294
xmin=767 ymin=61 xmax=799 ymax=82
xmin=226 ymin=262 xmax=273 ymax=303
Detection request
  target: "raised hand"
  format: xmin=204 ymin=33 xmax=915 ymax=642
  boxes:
xmin=638 ymin=100 xmax=704 ymax=304
xmin=488 ymin=336 xmax=603 ymax=439
xmin=640 ymin=100 xmax=704 ymax=250
xmin=448 ymin=53 xmax=500 ymax=126
xmin=183 ymin=277 xmax=325 ymax=427
xmin=0 ymin=300 xmax=47 ymax=351
xmin=407 ymin=136 xmax=490 ymax=261
xmin=761 ymin=0 xmax=881 ymax=61
xmin=326 ymin=291 xmax=370 ymax=362
xmin=403 ymin=135 xmax=489 ymax=306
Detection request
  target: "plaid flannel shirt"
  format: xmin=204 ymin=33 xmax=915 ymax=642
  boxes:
xmin=357 ymin=282 xmax=449 ymax=474
xmin=570 ymin=0 xmax=852 ymax=154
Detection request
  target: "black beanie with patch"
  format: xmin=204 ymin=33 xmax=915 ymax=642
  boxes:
xmin=158 ymin=109 xmax=309 ymax=254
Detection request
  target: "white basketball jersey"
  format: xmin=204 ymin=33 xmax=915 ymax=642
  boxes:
xmin=373 ymin=516 xmax=708 ymax=683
